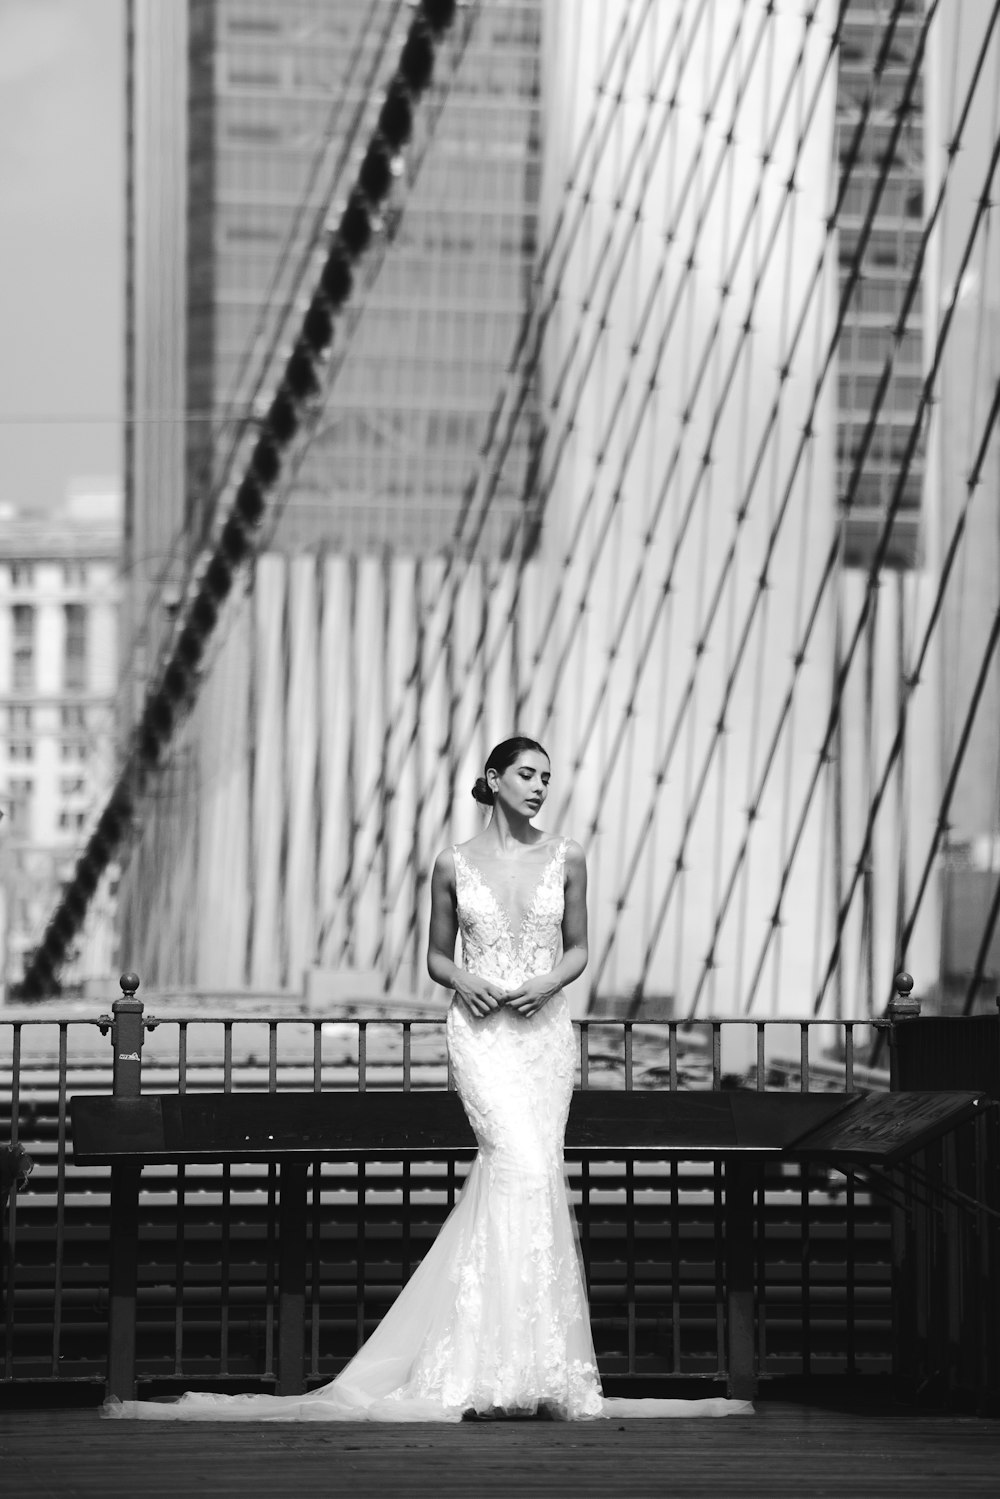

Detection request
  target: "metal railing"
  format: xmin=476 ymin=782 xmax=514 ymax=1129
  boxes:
xmin=1 ymin=979 xmax=901 ymax=1396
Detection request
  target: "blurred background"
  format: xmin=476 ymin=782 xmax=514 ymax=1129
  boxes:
xmin=1 ymin=0 xmax=999 ymax=1023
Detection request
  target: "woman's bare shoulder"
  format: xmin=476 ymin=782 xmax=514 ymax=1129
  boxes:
xmin=532 ymin=832 xmax=585 ymax=867
xmin=451 ymin=835 xmax=482 ymax=852
xmin=558 ymin=834 xmax=584 ymax=852
xmin=560 ymin=837 xmax=587 ymax=872
xmin=431 ymin=846 xmax=457 ymax=880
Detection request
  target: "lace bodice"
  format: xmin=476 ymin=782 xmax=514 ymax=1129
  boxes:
xmin=453 ymin=837 xmax=568 ymax=989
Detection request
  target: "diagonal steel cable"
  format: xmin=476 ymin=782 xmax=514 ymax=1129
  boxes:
xmin=534 ymin=1 xmax=845 ymax=805
xmin=431 ymin=0 xmax=781 ymax=784
xmin=382 ymin=2 xmax=862 ymax=988
xmin=813 ymin=383 xmax=1000 ymax=1014
xmin=22 ymin=1 xmax=482 ymax=993
xmin=335 ymin=2 xmax=681 ymax=937
xmin=383 ymin=2 xmax=856 ymax=989
xmin=724 ymin=21 xmax=1000 ymax=1018
xmin=378 ymin=1 xmax=777 ymax=979
xmin=754 ymin=21 xmax=1000 ymax=1017
xmin=349 ymin=3 xmax=708 ymax=957
xmin=581 ymin=0 xmax=932 ymax=1001
xmin=44 ymin=2 xmax=406 ymax=986
xmin=118 ymin=2 xmax=405 ymax=713
xmin=517 ymin=0 xmax=776 ymax=729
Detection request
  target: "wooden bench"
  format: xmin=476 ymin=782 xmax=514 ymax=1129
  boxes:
xmin=71 ymin=1086 xmax=984 ymax=1402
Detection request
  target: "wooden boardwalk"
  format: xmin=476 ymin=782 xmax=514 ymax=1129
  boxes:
xmin=1 ymin=1402 xmax=997 ymax=1497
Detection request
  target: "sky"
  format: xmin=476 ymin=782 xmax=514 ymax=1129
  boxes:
xmin=0 ymin=0 xmax=124 ymax=514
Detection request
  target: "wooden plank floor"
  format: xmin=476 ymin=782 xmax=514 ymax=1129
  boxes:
xmin=1 ymin=1404 xmax=998 ymax=1498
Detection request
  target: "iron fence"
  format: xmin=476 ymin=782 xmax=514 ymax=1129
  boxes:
xmin=1 ymin=1005 xmax=897 ymax=1395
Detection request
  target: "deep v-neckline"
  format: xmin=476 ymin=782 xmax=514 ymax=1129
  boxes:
xmin=455 ymin=842 xmax=563 ymax=953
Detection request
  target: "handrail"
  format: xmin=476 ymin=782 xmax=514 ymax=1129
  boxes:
xmin=12 ymin=970 xmax=986 ymax=1401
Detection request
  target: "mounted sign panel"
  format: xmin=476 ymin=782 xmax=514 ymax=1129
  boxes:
xmin=785 ymin=1089 xmax=985 ymax=1165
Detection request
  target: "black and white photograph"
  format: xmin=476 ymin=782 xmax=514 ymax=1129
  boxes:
xmin=1 ymin=2 xmax=998 ymax=1493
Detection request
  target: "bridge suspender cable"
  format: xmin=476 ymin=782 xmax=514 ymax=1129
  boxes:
xmin=16 ymin=0 xmax=463 ymax=1000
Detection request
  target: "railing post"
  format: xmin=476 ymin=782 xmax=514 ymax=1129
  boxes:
xmin=725 ymin=1157 xmax=757 ymax=1400
xmin=277 ymin=1162 xmax=309 ymax=1396
xmin=887 ymin=971 xmax=920 ymax=1092
xmin=886 ymin=970 xmax=919 ymax=1399
xmin=99 ymin=972 xmax=145 ymax=1402
xmin=109 ymin=971 xmax=145 ymax=1099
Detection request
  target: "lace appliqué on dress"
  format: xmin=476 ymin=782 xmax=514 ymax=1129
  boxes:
xmin=435 ymin=837 xmax=602 ymax=1418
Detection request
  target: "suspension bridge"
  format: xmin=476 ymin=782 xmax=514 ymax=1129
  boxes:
xmin=16 ymin=0 xmax=1000 ymax=1025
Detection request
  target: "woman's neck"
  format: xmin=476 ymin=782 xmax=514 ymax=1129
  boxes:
xmin=482 ymin=805 xmax=541 ymax=854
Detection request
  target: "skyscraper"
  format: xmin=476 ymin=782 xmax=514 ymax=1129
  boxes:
xmin=126 ymin=0 xmax=543 ymax=618
xmin=835 ymin=0 xmax=925 ymax=569
xmin=120 ymin=0 xmax=544 ymax=991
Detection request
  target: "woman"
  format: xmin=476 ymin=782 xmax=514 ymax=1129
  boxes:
xmin=106 ymin=737 xmax=750 ymax=1421
xmin=421 ymin=735 xmax=600 ymax=1418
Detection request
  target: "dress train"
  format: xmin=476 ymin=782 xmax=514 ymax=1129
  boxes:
xmin=103 ymin=1152 xmax=749 ymax=1422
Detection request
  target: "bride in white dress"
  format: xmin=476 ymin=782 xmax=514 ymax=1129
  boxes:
xmin=106 ymin=738 xmax=750 ymax=1422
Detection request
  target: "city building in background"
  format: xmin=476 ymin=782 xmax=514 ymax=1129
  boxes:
xmin=0 ymin=486 xmax=121 ymax=993
xmin=835 ymin=0 xmax=1000 ymax=1006
xmin=111 ymin=1 xmax=1000 ymax=1017
xmin=188 ymin=0 xmax=542 ymax=555
xmin=124 ymin=0 xmax=543 ymax=723
xmin=120 ymin=0 xmax=545 ymax=992
xmin=835 ymin=0 xmax=925 ymax=569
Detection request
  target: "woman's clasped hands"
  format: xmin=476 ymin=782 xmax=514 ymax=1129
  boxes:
xmin=455 ymin=973 xmax=558 ymax=1019
xmin=503 ymin=976 xmax=559 ymax=1018
xmin=454 ymin=974 xmax=508 ymax=1018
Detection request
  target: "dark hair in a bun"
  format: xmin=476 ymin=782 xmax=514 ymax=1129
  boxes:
xmin=471 ymin=737 xmax=548 ymax=806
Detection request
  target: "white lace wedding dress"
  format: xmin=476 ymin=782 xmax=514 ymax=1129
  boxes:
xmin=105 ymin=838 xmax=751 ymax=1422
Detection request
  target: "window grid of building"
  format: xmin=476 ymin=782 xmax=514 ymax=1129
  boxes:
xmin=12 ymin=604 xmax=35 ymax=693
xmin=7 ymin=778 xmax=32 ymax=839
xmin=185 ymin=0 xmax=543 ymax=557
xmin=63 ymin=604 xmax=88 ymax=694
xmin=835 ymin=2 xmax=925 ymax=569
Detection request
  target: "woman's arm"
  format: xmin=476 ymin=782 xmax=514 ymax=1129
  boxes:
xmin=426 ymin=850 xmax=506 ymax=1017
xmin=505 ymin=841 xmax=589 ymax=1017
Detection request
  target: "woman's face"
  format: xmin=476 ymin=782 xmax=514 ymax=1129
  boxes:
xmin=489 ymin=751 xmax=551 ymax=819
